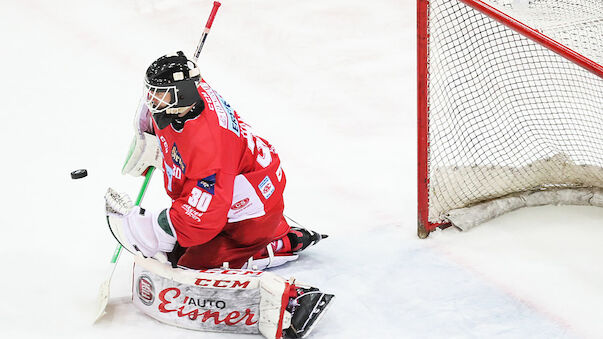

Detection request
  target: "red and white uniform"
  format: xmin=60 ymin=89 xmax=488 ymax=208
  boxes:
xmin=153 ymin=79 xmax=289 ymax=269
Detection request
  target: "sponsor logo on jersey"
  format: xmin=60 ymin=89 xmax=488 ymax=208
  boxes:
xmin=231 ymin=198 xmax=250 ymax=211
xmin=160 ymin=136 xmax=169 ymax=154
xmin=258 ymin=176 xmax=275 ymax=199
xmin=217 ymin=95 xmax=240 ymax=136
xmin=171 ymin=143 xmax=186 ymax=174
xmin=164 ymin=161 xmax=183 ymax=192
xmin=201 ymin=92 xmax=214 ymax=110
xmin=181 ymin=204 xmax=203 ymax=222
xmin=199 ymin=82 xmax=240 ymax=137
xmin=197 ymin=174 xmax=216 ymax=195
xmin=137 ymin=274 xmax=155 ymax=306
xmin=276 ymin=164 xmax=283 ymax=182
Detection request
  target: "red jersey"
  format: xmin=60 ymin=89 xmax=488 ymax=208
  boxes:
xmin=151 ymin=79 xmax=286 ymax=247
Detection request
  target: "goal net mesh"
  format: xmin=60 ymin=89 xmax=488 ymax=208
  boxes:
xmin=426 ymin=0 xmax=603 ymax=225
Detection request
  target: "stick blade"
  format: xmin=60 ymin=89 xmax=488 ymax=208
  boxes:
xmin=93 ymin=259 xmax=120 ymax=324
xmin=93 ymin=279 xmax=111 ymax=323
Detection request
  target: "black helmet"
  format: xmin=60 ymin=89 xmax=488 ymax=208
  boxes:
xmin=144 ymin=51 xmax=202 ymax=117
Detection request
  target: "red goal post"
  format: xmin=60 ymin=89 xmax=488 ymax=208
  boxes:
xmin=417 ymin=0 xmax=603 ymax=237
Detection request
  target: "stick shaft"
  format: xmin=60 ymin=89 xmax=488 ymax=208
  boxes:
xmin=193 ymin=1 xmax=221 ymax=62
xmin=135 ymin=167 xmax=155 ymax=205
xmin=109 ymin=167 xmax=155 ymax=264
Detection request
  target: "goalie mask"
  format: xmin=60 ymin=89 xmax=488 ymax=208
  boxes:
xmin=144 ymin=51 xmax=202 ymax=129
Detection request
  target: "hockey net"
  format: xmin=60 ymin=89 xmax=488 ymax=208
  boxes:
xmin=417 ymin=0 xmax=603 ymax=236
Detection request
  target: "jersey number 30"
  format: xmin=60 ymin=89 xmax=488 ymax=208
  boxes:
xmin=188 ymin=187 xmax=212 ymax=212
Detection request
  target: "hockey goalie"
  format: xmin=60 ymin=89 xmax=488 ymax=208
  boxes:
xmin=104 ymin=51 xmax=334 ymax=338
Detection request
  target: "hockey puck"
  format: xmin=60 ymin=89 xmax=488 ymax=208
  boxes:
xmin=71 ymin=169 xmax=88 ymax=179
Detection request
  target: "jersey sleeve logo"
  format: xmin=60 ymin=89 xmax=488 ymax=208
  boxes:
xmin=171 ymin=143 xmax=186 ymax=174
xmin=181 ymin=204 xmax=203 ymax=222
xmin=258 ymin=176 xmax=275 ymax=199
xmin=197 ymin=173 xmax=216 ymax=195
xmin=164 ymin=161 xmax=183 ymax=192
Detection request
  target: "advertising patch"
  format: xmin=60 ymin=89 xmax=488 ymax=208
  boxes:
xmin=197 ymin=174 xmax=217 ymax=195
xmin=137 ymin=274 xmax=155 ymax=306
xmin=171 ymin=143 xmax=186 ymax=173
xmin=276 ymin=164 xmax=283 ymax=182
xmin=200 ymin=82 xmax=240 ymax=137
xmin=181 ymin=203 xmax=203 ymax=222
xmin=217 ymin=95 xmax=241 ymax=137
xmin=132 ymin=265 xmax=261 ymax=334
xmin=258 ymin=176 xmax=275 ymax=200
xmin=165 ymin=161 xmax=183 ymax=193
xmin=231 ymin=198 xmax=250 ymax=211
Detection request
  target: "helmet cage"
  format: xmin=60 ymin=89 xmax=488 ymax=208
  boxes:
xmin=144 ymin=81 xmax=179 ymax=114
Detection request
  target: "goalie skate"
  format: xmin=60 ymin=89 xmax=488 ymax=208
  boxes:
xmin=285 ymin=287 xmax=335 ymax=338
xmin=288 ymin=227 xmax=328 ymax=253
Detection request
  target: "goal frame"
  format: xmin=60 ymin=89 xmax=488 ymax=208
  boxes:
xmin=417 ymin=0 xmax=603 ymax=237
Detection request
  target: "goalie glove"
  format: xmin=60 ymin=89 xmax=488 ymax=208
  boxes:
xmin=122 ymin=99 xmax=163 ymax=176
xmin=105 ymin=188 xmax=176 ymax=258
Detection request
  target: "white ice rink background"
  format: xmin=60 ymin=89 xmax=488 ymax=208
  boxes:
xmin=0 ymin=1 xmax=602 ymax=338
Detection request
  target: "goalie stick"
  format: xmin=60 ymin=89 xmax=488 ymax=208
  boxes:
xmin=93 ymin=1 xmax=222 ymax=323
xmin=94 ymin=167 xmax=154 ymax=322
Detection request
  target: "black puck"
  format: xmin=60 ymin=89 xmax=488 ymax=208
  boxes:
xmin=71 ymin=169 xmax=88 ymax=179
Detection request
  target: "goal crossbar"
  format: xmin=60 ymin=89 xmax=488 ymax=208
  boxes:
xmin=460 ymin=0 xmax=602 ymax=77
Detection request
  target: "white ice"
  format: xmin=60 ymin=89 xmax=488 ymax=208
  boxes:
xmin=1 ymin=1 xmax=602 ymax=338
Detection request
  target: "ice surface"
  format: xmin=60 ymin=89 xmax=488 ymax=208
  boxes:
xmin=0 ymin=1 xmax=602 ymax=338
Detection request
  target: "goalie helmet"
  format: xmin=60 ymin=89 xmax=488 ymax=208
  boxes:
xmin=144 ymin=51 xmax=202 ymax=128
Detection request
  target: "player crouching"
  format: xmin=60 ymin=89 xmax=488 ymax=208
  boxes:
xmin=104 ymin=51 xmax=333 ymax=338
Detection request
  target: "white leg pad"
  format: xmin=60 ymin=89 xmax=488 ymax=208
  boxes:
xmin=132 ymin=256 xmax=292 ymax=338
